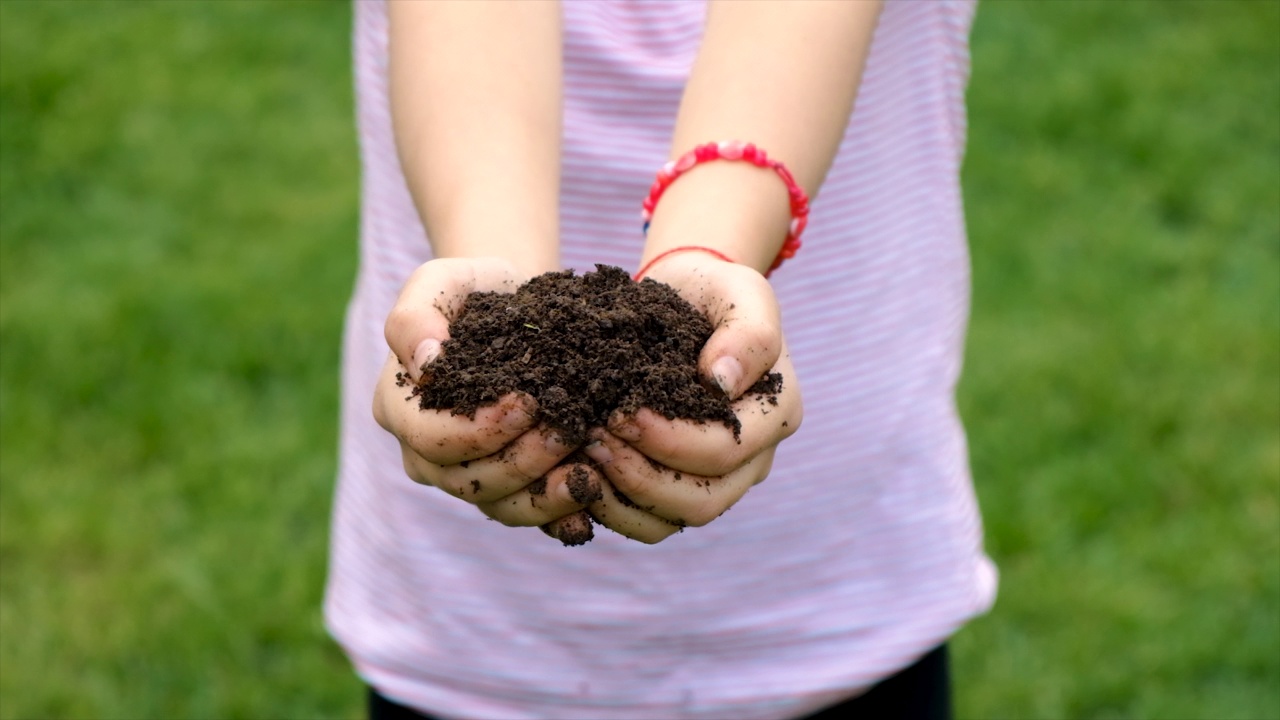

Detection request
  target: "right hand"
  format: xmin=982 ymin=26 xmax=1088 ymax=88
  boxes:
xmin=373 ymin=257 xmax=603 ymax=537
xmin=582 ymin=252 xmax=803 ymax=544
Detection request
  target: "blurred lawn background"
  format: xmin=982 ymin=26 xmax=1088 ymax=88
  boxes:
xmin=0 ymin=1 xmax=1276 ymax=718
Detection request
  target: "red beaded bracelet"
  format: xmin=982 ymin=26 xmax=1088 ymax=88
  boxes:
xmin=641 ymin=141 xmax=809 ymax=276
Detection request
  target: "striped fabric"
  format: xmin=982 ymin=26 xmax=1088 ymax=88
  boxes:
xmin=326 ymin=1 xmax=996 ymax=719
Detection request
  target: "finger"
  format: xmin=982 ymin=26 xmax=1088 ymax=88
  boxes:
xmin=384 ymin=258 xmax=522 ymax=380
xmin=540 ymin=510 xmax=596 ymax=547
xmin=398 ymin=424 xmax=577 ymax=502
xmin=479 ymin=464 xmax=603 ymax=527
xmin=427 ymin=425 xmax=577 ymax=503
xmin=376 ymin=354 xmax=537 ymax=464
xmin=587 ymin=480 xmax=683 ymax=544
xmin=585 ymin=430 xmax=773 ymax=527
xmin=606 ymin=354 xmax=801 ymax=477
xmin=644 ymin=258 xmax=782 ymax=399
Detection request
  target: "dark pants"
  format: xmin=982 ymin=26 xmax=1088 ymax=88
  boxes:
xmin=369 ymin=644 xmax=951 ymax=720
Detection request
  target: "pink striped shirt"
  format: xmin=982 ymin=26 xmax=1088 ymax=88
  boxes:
xmin=327 ymin=2 xmax=997 ymax=718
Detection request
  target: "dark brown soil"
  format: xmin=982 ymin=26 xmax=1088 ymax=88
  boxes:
xmin=398 ymin=264 xmax=782 ymax=545
xmin=543 ymin=511 xmax=595 ymax=547
xmin=401 ymin=265 xmax=780 ymax=446
xmin=565 ymin=465 xmax=603 ymax=505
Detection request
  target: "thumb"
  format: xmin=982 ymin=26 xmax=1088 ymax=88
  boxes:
xmin=384 ymin=258 xmax=521 ymax=381
xmin=696 ymin=273 xmax=783 ymax=401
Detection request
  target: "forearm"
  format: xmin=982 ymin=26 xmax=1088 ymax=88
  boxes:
xmin=643 ymin=0 xmax=882 ymax=274
xmin=388 ymin=0 xmax=562 ymax=276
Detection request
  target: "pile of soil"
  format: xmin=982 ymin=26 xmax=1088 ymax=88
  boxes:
xmin=399 ymin=264 xmax=781 ymax=544
xmin=403 ymin=264 xmax=781 ymax=443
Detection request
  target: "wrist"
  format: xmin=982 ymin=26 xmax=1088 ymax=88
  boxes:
xmin=641 ymin=160 xmax=790 ymax=276
xmin=425 ymin=194 xmax=560 ymax=277
xmin=634 ymin=246 xmax=737 ymax=281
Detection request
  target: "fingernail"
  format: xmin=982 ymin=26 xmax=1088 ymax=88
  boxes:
xmin=502 ymin=406 xmax=532 ymax=431
xmin=711 ymin=356 xmax=743 ymax=398
xmin=411 ymin=339 xmax=442 ymax=380
xmin=609 ymin=414 xmax=642 ymax=442
xmin=584 ymin=440 xmax=613 ymax=465
xmin=500 ymin=393 xmax=536 ymax=430
xmin=545 ymin=432 xmax=570 ymax=455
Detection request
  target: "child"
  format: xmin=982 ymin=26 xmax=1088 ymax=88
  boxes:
xmin=328 ymin=1 xmax=996 ymax=718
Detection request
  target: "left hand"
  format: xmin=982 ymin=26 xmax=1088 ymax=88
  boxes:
xmin=582 ymin=252 xmax=803 ymax=543
xmin=374 ymin=258 xmax=599 ymax=534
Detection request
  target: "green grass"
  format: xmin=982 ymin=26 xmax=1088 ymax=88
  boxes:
xmin=0 ymin=2 xmax=361 ymax=718
xmin=955 ymin=2 xmax=1280 ymax=718
xmin=0 ymin=1 xmax=1276 ymax=719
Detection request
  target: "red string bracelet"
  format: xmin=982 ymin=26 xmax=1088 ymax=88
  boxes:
xmin=633 ymin=246 xmax=736 ymax=281
xmin=640 ymin=141 xmax=809 ymax=276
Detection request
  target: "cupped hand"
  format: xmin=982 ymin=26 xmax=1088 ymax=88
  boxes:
xmin=583 ymin=252 xmax=803 ymax=543
xmin=373 ymin=257 xmax=602 ymax=531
